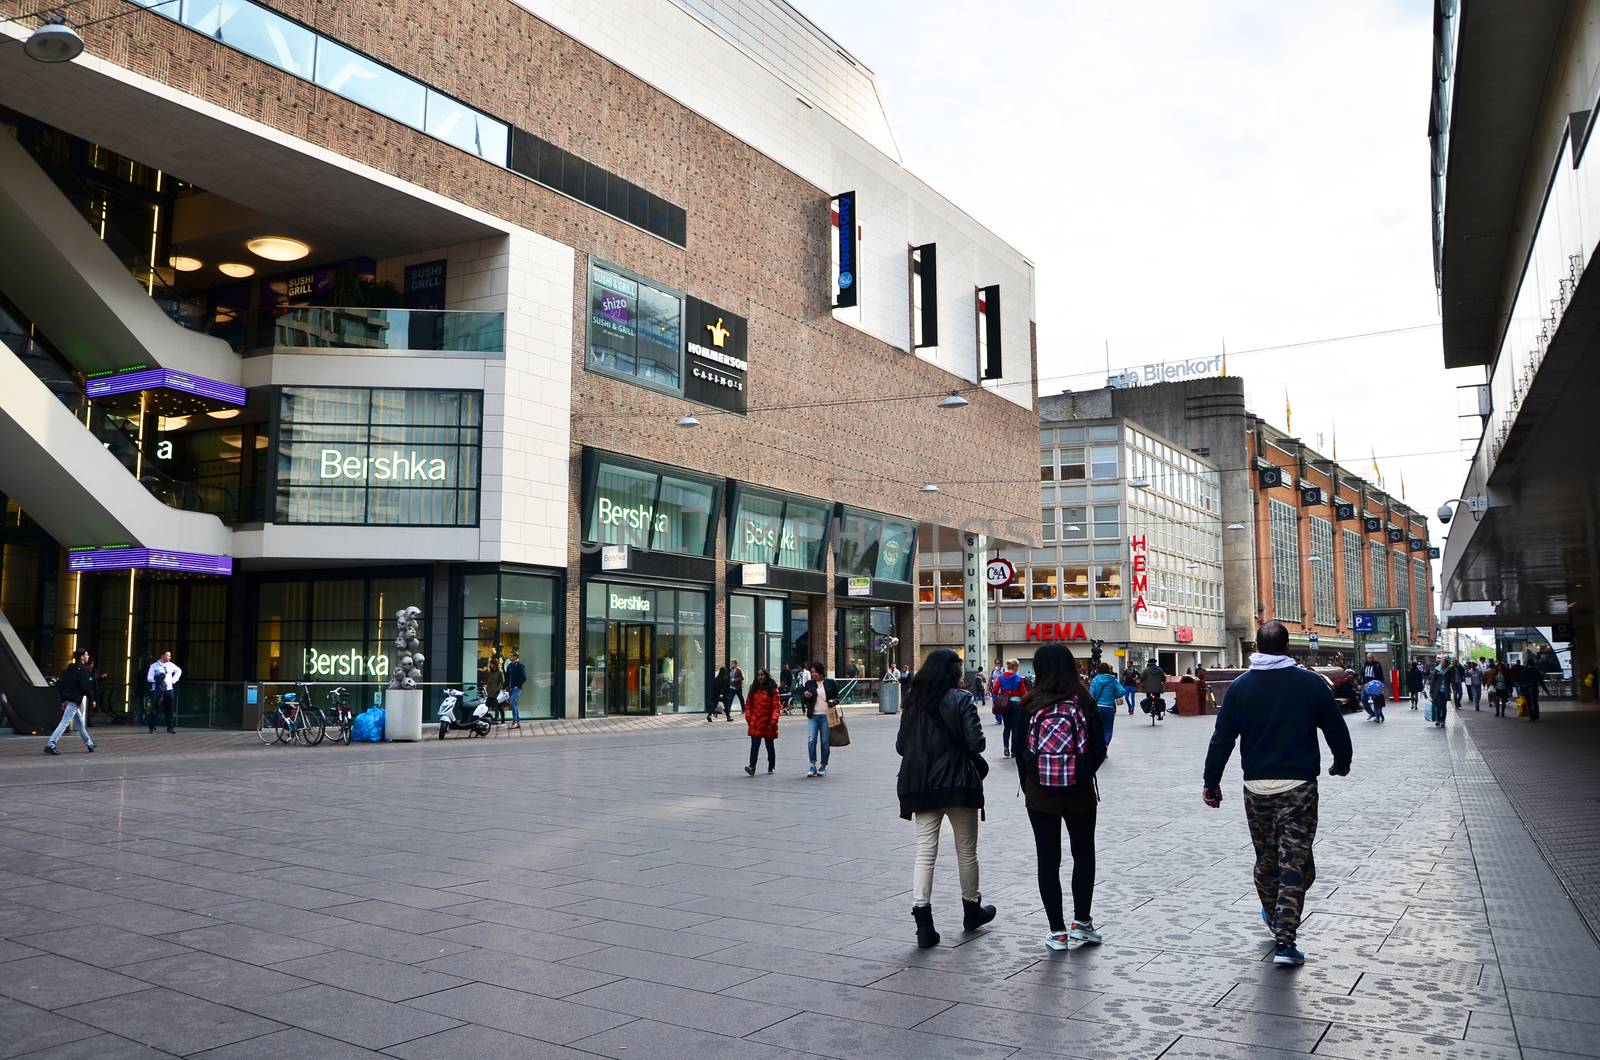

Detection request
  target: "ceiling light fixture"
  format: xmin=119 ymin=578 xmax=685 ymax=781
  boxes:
xmin=920 ymin=483 xmax=940 ymax=493
xmin=168 ymin=255 xmax=203 ymax=272
xmin=246 ymin=236 xmax=310 ymax=262
xmin=937 ymin=392 xmax=970 ymax=409
xmin=217 ymin=262 xmax=255 ymax=278
xmin=677 ymin=414 xmax=700 ymax=428
xmin=206 ymin=408 xmax=241 ymax=421
xmin=23 ymin=19 xmax=83 ymax=63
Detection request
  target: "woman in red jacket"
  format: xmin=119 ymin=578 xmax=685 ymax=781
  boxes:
xmin=744 ymin=669 xmax=782 ymax=775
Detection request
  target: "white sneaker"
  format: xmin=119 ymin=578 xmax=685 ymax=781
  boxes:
xmin=1068 ymin=921 xmax=1102 ymax=944
xmin=816 ymin=768 xmax=827 ymax=777
xmin=1043 ymin=931 xmax=1070 ymax=951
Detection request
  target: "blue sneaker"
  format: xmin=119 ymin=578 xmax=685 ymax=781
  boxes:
xmin=1260 ymin=908 xmax=1272 ymax=934
xmin=1272 ymin=944 xmax=1305 ymax=966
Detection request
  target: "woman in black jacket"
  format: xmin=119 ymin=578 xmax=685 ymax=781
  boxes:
xmin=896 ymin=648 xmax=995 ymax=948
xmin=1014 ymin=642 xmax=1106 ymax=951
xmin=710 ymin=667 xmax=730 ymax=722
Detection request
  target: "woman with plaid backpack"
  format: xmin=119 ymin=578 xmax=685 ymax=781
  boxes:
xmin=1014 ymin=642 xmax=1107 ymax=950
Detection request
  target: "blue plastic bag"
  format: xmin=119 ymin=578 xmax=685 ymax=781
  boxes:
xmin=351 ymin=707 xmax=386 ymax=742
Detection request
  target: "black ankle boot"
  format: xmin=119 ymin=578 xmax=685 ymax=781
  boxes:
xmin=963 ymin=897 xmax=997 ymax=931
xmin=912 ymin=904 xmax=940 ymax=948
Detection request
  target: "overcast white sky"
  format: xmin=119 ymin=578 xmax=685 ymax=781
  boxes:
xmin=797 ymin=0 xmax=1474 ymax=552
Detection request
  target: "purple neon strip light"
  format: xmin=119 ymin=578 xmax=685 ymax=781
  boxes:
xmin=85 ymin=369 xmax=246 ymax=406
xmin=68 ymin=548 xmax=232 ymax=575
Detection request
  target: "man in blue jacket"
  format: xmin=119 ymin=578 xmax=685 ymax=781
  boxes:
xmin=1202 ymin=621 xmax=1352 ymax=967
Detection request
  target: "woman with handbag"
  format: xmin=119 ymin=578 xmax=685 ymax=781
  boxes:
xmin=483 ymin=655 xmax=507 ymax=724
xmin=743 ymin=669 xmax=781 ymax=775
xmin=896 ymin=648 xmax=995 ymax=948
xmin=1015 ymin=642 xmax=1107 ymax=950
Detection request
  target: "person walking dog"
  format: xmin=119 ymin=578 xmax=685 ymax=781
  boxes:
xmin=44 ymin=649 xmax=96 ymax=755
xmin=896 ymin=649 xmax=994 ymax=947
xmin=1202 ymin=621 xmax=1352 ymax=967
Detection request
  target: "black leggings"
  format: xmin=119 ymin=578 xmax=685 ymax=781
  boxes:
xmin=748 ymin=736 xmax=774 ymax=770
xmin=1028 ymin=795 xmax=1097 ymax=931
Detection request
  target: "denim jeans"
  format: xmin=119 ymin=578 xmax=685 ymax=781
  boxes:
xmin=507 ymin=686 xmax=522 ymax=725
xmin=47 ymin=701 xmax=93 ymax=750
xmin=1099 ymin=704 xmax=1116 ymax=746
xmin=150 ymin=690 xmax=175 ymax=732
xmin=1000 ymin=707 xmax=1016 ymax=755
xmin=1124 ymin=686 xmax=1136 ymax=712
xmin=807 ymin=713 xmax=830 ymax=769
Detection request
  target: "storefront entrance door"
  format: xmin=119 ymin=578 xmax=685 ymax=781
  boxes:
xmin=606 ymin=621 xmax=655 ymax=715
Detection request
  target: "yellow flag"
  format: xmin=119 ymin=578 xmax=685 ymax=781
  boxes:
xmin=1284 ymin=387 xmax=1292 ymax=433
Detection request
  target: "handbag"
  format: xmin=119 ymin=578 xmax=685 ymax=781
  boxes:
xmin=828 ymin=706 xmax=851 ymax=748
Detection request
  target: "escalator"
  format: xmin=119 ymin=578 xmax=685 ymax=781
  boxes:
xmin=0 ymin=297 xmax=232 ymax=733
xmin=0 ymin=127 xmax=240 ymax=381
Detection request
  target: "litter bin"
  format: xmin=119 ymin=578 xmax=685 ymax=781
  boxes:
xmin=384 ymin=688 xmax=424 ymax=741
xmin=879 ymin=680 xmax=900 ymax=714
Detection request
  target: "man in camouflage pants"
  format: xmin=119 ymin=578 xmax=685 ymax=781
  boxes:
xmin=1203 ymin=621 xmax=1352 ymax=966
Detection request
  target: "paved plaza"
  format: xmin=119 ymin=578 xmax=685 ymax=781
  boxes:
xmin=2 ymin=701 xmax=1599 ymax=1058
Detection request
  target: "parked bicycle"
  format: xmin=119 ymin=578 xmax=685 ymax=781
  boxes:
xmin=322 ymin=685 xmax=353 ymax=745
xmin=257 ymin=689 xmax=318 ymax=745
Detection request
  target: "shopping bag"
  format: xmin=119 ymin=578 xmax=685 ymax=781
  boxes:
xmin=1515 ymin=695 xmax=1528 ymax=717
xmin=1424 ymin=702 xmax=1435 ymax=723
xmin=828 ymin=707 xmax=850 ymax=748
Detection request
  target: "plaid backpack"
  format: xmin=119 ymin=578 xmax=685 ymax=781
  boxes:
xmin=1028 ymin=698 xmax=1089 ymax=788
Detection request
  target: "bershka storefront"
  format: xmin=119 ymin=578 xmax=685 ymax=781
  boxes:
xmin=579 ymin=450 xmax=720 ymax=716
xmin=726 ymin=484 xmax=831 ymax=678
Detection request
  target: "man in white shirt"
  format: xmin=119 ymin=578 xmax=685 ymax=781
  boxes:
xmin=146 ymin=651 xmax=182 ymax=734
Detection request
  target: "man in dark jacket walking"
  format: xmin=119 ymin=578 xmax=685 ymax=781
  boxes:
xmin=44 ymin=649 xmax=96 ymax=755
xmin=1202 ymin=621 xmax=1352 ymax=967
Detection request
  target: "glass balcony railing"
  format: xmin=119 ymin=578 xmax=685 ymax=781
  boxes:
xmin=269 ymin=306 xmax=505 ymax=355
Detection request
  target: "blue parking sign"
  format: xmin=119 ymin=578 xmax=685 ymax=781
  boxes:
xmin=1352 ymin=613 xmax=1376 ymax=633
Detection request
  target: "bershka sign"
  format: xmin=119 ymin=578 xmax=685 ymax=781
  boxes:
xmin=597 ymin=496 xmax=669 ymax=535
xmin=1026 ymin=622 xmax=1089 ymax=642
xmin=609 ymin=592 xmax=650 ymax=613
xmin=684 ymin=297 xmax=748 ymax=414
xmin=320 ymin=449 xmax=446 ymax=482
xmin=304 ymin=648 xmax=388 ymax=678
xmin=1108 ymin=354 xmax=1223 ymax=389
xmin=1131 ymin=533 xmax=1152 ymax=618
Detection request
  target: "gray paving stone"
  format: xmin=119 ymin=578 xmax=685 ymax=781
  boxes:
xmin=158 ymin=923 xmax=331 ymax=965
xmin=551 ymin=896 xmax=718 ymax=930
xmin=417 ymin=948 xmax=621 ymax=998
xmin=0 ymin=997 xmax=102 ymax=1058
xmin=698 ymin=941 xmax=905 ymax=986
xmin=556 ymin=917 xmax=743 ymax=957
xmin=428 ymin=921 xmax=608 ymax=962
xmin=405 ymin=982 xmax=634 ymax=1045
xmin=116 ymin=951 xmax=313 ymax=1006
xmin=234 ymin=984 xmax=462 ymax=1049
xmin=559 ymin=944 xmax=767 ymax=991
xmin=1513 ymin=1013 xmax=1600 ymax=1056
xmin=1155 ymin=1038 xmax=1315 ymax=1059
xmin=1219 ymin=981 xmax=1471 ymax=1037
xmin=327 ymin=899 xmax=475 ymax=934
xmin=310 ymin=921 xmax=476 ymax=965
xmin=380 ymin=1023 xmax=598 ymax=1059
xmin=12 ymin=925 xmax=191 ymax=969
xmin=1070 ymin=993 xmax=1328 ymax=1051
xmin=267 ymin=950 xmax=472 ymax=1002
xmin=868 ymin=965 xmax=1099 ymax=1017
xmin=1314 ymin=1022 xmax=1522 ymax=1060
xmin=913 ymin=1001 xmax=1181 ymax=1056
xmin=565 ymin=977 xmax=797 ymax=1036
xmin=58 ymin=987 xmax=286 ymax=1055
xmin=189 ymin=1027 xmax=387 ymax=1059
xmin=572 ymin=1017 xmax=814 ymax=1059
xmin=0 ymin=940 xmax=43 ymax=965
xmin=746 ymin=1010 xmax=1017 ymax=1060
xmin=11 ymin=1032 xmax=173 ymax=1059
xmin=723 ymin=970 xmax=953 ymax=1029
xmin=0 ymin=954 xmax=152 ymax=1010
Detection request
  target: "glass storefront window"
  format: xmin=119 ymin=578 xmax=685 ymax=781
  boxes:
xmin=917 ymin=570 xmax=935 ymax=604
xmin=729 ymin=595 xmax=756 ymax=683
xmin=835 ymin=508 xmax=915 ymax=582
xmin=585 ymin=580 xmax=708 ymax=715
xmin=253 ymin=573 xmax=424 ymax=682
xmin=274 ymin=387 xmax=481 ymax=526
xmin=1095 ymin=564 xmax=1123 ymax=599
xmin=729 ymin=492 xmax=785 ymax=563
xmin=454 ymin=571 xmax=557 ymax=719
xmin=938 ymin=571 xmax=964 ymax=604
xmin=425 ymin=89 xmax=510 ymax=167
xmin=1031 ymin=568 xmax=1059 ymax=601
xmin=588 ymin=262 xmax=683 ymax=390
xmin=780 ymin=499 xmax=829 ymax=571
xmin=585 ymin=456 xmax=717 ymax=557
xmin=876 ymin=520 xmax=915 ymax=581
xmin=1064 ymin=565 xmax=1090 ymax=599
xmin=839 ymin=606 xmax=893 ymax=680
